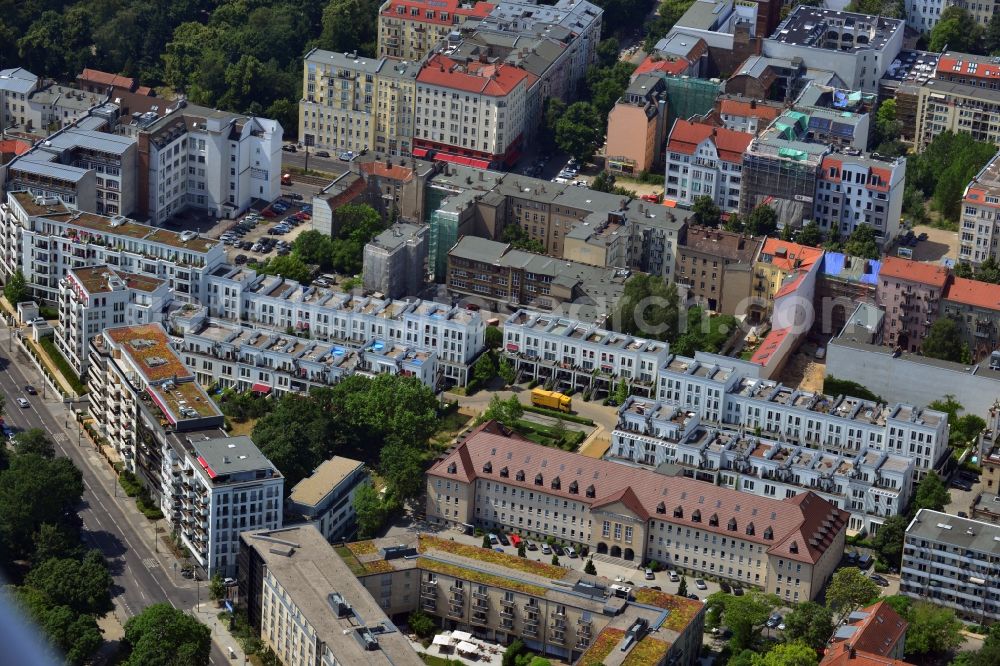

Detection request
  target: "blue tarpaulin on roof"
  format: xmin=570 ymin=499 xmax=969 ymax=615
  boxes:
xmin=823 ymin=252 xmax=846 ymax=276
xmin=860 ymin=259 xmax=881 ymax=284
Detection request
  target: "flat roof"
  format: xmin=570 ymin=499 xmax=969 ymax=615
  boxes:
xmin=242 ymin=526 xmax=422 ymax=666
xmin=106 ymin=323 xmax=191 ymax=383
xmin=191 ymin=435 xmax=278 ymax=477
xmin=908 ymin=509 xmax=1000 ymax=553
xmin=289 ymin=456 xmax=365 ymax=508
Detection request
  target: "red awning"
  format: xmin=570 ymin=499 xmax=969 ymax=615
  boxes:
xmin=197 ymin=456 xmax=217 ymax=479
xmin=434 ymin=153 xmax=490 ymax=169
xmin=251 ymin=383 xmax=272 ymax=394
xmin=146 ymin=387 xmax=175 ymax=425
xmin=411 ymin=147 xmax=429 ymax=158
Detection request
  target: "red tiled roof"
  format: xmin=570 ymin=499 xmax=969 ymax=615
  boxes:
xmin=937 ymin=54 xmax=1000 ymax=81
xmin=944 ymin=276 xmax=1000 ymax=311
xmin=430 ymin=422 xmax=848 ymax=563
xmin=820 ymin=644 xmax=914 ymax=666
xmin=79 ymin=68 xmax=135 ymax=90
xmin=751 ymin=326 xmax=791 ymax=366
xmin=760 ymin=238 xmax=824 ymax=272
xmin=359 ymin=161 xmax=414 ymax=182
xmin=879 ymin=256 xmax=949 ymax=287
xmin=381 ymin=0 xmax=495 ymax=26
xmin=666 ymin=119 xmax=753 ymax=164
xmin=717 ymin=98 xmax=783 ymax=121
xmin=135 ymin=85 xmax=154 ymax=96
xmin=841 ymin=601 xmax=909 ymax=657
xmin=775 ymin=270 xmax=808 ymax=299
xmin=0 ymin=140 xmax=30 ymax=156
xmin=418 ymin=54 xmax=534 ymax=96
xmin=634 ymin=55 xmax=692 ymax=76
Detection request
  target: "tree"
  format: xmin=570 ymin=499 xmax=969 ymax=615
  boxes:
xmin=843 ymin=224 xmax=880 ymax=260
xmin=329 ymin=204 xmax=386 ymax=275
xmin=745 ymin=205 xmax=778 ymax=237
xmin=913 ymin=472 xmax=951 ymax=513
xmin=796 ymin=222 xmax=823 ymax=247
xmin=13 ymin=428 xmax=55 ymax=458
xmin=472 ymin=353 xmax=496 ymax=386
xmin=921 ymin=318 xmax=965 ymax=362
xmin=293 ymin=230 xmax=335 ymax=268
xmin=4 ymin=269 xmax=27 ymax=305
xmin=353 ymin=484 xmax=386 ymax=539
xmin=0 ymin=454 xmax=84 ymax=563
xmin=502 ymin=639 xmax=528 ymax=666
xmin=904 ymin=601 xmax=963 ymax=657
xmin=750 ymin=641 xmax=818 ymax=666
xmin=498 ymin=355 xmax=516 ymax=385
xmin=881 ymin=595 xmax=912 ymax=618
xmin=929 ymin=7 xmax=982 ymax=53
xmin=481 ymin=395 xmax=524 ymax=426
xmin=32 ymin=523 xmax=83 ymax=563
xmin=379 ymin=438 xmax=426 ymax=500
xmin=23 ymin=550 xmax=113 ymax=617
xmin=483 ymin=533 xmax=492 ymax=549
xmin=677 ymin=576 xmax=688 ymax=597
xmin=17 ymin=587 xmax=103 ymax=666
xmin=781 ymin=601 xmax=833 ymax=650
xmin=986 ymin=13 xmax=1000 ymax=55
xmin=584 ymin=559 xmax=597 ymax=575
xmin=928 ymin=395 xmax=962 ymax=428
xmin=724 ymin=213 xmax=744 ymax=233
xmin=953 ymin=414 xmax=987 ymax=446
xmin=872 ymin=514 xmax=908 ymax=568
xmin=705 ymin=589 xmax=780 ymax=652
xmin=692 ymin=196 xmax=722 ymax=228
xmin=518 ymin=543 xmax=526 ymax=557
xmin=408 ymin=609 xmax=436 ymax=639
xmin=485 ymin=326 xmax=503 ymax=350
xmin=612 ymin=379 xmax=629 ymax=406
xmin=615 ymin=273 xmax=680 ymax=341
xmin=261 ymin=254 xmax=312 ymax=283
xmin=123 ymin=603 xmax=211 ymax=666
xmin=874 ymin=98 xmax=903 ymax=150
xmin=502 ymin=224 xmax=546 ymax=254
xmin=209 ymin=575 xmax=226 ymax=601
xmin=825 ymin=567 xmax=879 ymax=614
xmin=555 ymin=102 xmax=601 ymax=164
xmin=551 ymin=553 xmax=560 ymax=566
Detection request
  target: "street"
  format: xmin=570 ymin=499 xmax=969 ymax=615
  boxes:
xmin=0 ymin=324 xmax=232 ymax=665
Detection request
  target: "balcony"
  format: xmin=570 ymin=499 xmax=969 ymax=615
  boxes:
xmin=471 ymin=611 xmax=489 ymax=626
xmin=500 ymin=606 xmax=515 ymax=619
xmin=422 ymin=598 xmax=437 ymax=611
xmin=522 ymin=624 xmax=539 ymax=638
xmin=421 ymin=581 xmax=438 ymax=594
xmin=501 ymin=618 xmax=514 ymax=630
xmin=473 ymin=589 xmax=489 ymax=601
xmin=523 ymin=602 xmax=539 ymax=612
xmin=551 ymin=631 xmax=566 ymax=644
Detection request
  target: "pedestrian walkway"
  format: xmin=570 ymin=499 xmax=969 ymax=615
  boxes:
xmin=193 ymin=601 xmax=248 ymax=664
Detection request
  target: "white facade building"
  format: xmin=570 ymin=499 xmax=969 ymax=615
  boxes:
xmin=0 ymin=190 xmax=226 ymax=304
xmin=611 ymin=396 xmax=915 ymax=535
xmin=664 ymin=120 xmax=752 ymax=212
xmin=813 ymin=151 xmax=906 ymax=244
xmin=286 ymin=457 xmax=370 ymax=543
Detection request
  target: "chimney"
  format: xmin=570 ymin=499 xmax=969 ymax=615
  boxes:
xmin=750 ymin=99 xmax=757 ymax=109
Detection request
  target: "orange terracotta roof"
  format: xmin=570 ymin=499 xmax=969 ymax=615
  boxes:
xmin=666 ymin=119 xmax=753 ymax=163
xmin=79 ymin=68 xmax=135 ymax=90
xmin=760 ymin=238 xmax=824 ymax=272
xmin=381 ymin=0 xmax=495 ymax=26
xmin=842 ymin=601 xmax=908 ymax=657
xmin=717 ymin=98 xmax=783 ymax=121
xmin=879 ymin=256 xmax=949 ymax=287
xmin=937 ymin=54 xmax=1000 ymax=81
xmin=0 ymin=140 xmax=30 ymax=156
xmin=751 ymin=326 xmax=790 ymax=366
xmin=944 ymin=276 xmax=1000 ymax=310
xmin=430 ymin=422 xmax=849 ymax=563
xmin=359 ymin=161 xmax=414 ymax=181
xmin=820 ymin=644 xmax=914 ymax=666
xmin=418 ymin=54 xmax=534 ymax=96
xmin=634 ymin=55 xmax=691 ymax=76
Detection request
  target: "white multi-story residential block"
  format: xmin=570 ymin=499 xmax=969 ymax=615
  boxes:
xmin=87 ymin=323 xmax=282 ymax=577
xmin=502 ymin=309 xmax=671 ymax=398
xmin=0 ymin=67 xmax=41 ymax=129
xmin=124 ymin=101 xmax=282 ymax=224
xmin=900 ymin=510 xmax=1000 ymax=622
xmin=813 ymin=151 xmax=905 ymax=243
xmin=665 ymin=119 xmax=753 ymax=212
xmin=0 ymin=190 xmax=226 ymax=304
xmin=611 ymin=397 xmax=914 ymax=535
xmin=959 ymin=150 xmax=1000 ymax=265
xmin=286 ymin=457 xmax=369 ymax=543
xmin=56 ymin=265 xmax=171 ymax=375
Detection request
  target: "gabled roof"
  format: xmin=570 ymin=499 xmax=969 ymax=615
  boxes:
xmin=943 ymin=276 xmax=1000 ymax=311
xmin=760 ymin=238 xmax=823 ymax=272
xmin=666 ymin=119 xmax=753 ymax=164
xmin=430 ymin=422 xmax=848 ymax=563
xmin=839 ymin=601 xmax=908 ymax=657
xmin=79 ymin=68 xmax=136 ymax=90
xmin=717 ymin=98 xmax=783 ymax=122
xmin=634 ymin=55 xmax=692 ymax=77
xmin=418 ymin=54 xmax=534 ymax=96
xmin=878 ymin=256 xmax=949 ymax=288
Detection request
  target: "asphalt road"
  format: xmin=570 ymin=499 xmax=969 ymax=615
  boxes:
xmin=0 ymin=325 xmax=226 ymax=664
xmin=280 ymin=148 xmax=350 ymax=178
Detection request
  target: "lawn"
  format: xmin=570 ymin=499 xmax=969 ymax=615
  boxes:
xmin=522 ymin=404 xmax=594 ymax=425
xmin=513 ymin=419 xmax=585 ymax=451
xmin=38 ymin=337 xmax=87 ymax=395
xmin=430 ymin=410 xmax=473 ymax=452
xmin=419 ymin=535 xmax=566 ymax=579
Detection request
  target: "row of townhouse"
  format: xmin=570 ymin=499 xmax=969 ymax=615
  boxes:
xmin=0 ymin=190 xmax=226 ymax=304
xmin=502 ymin=309 xmax=951 ymax=482
xmin=87 ymin=322 xmax=283 ymax=578
xmin=191 ymin=265 xmax=485 ymax=386
xmin=427 ymin=421 xmax=849 ymax=605
xmin=610 ymin=396 xmax=915 ymax=535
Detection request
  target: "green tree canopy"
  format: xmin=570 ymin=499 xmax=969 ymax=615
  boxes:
xmin=750 ymin=641 xmax=818 ymax=666
xmin=843 ymin=224 xmax=880 ymax=260
xmin=921 ymin=318 xmax=965 ymax=362
xmin=746 ymin=205 xmax=778 ymax=237
xmin=16 ymin=586 xmax=102 ymax=666
xmin=353 ymin=483 xmax=386 ymax=538
xmin=692 ymin=195 xmax=722 ymax=228
xmin=871 ymin=514 xmax=908 ymax=569
xmin=4 ymin=269 xmax=27 ymax=305
xmin=913 ymin=472 xmax=951 ymax=513
xmin=408 ymin=609 xmax=437 ymax=639
xmin=705 ymin=589 xmax=780 ymax=652
xmin=261 ymin=254 xmax=313 ymax=283
xmin=555 ymin=102 xmax=602 ymax=164
xmin=929 ymin=7 xmax=983 ymax=53
xmin=502 ymin=223 xmax=546 ymax=253
xmin=904 ymin=601 xmax=964 ymax=658
xmin=123 ymin=603 xmax=211 ymax=666
xmin=795 ymin=222 xmax=823 ymax=247
xmin=0 ymin=454 xmax=84 ymax=563
xmin=615 ymin=274 xmax=679 ymax=341
xmin=481 ymin=394 xmax=524 ymax=426
xmin=13 ymin=429 xmax=56 ymax=459
xmin=23 ymin=550 xmax=113 ymax=616
xmin=825 ymin=567 xmax=880 ymax=614
xmin=781 ymin=601 xmax=834 ymax=650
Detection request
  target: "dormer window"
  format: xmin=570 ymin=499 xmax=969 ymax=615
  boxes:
xmin=764 ymin=526 xmax=774 ymax=540
xmin=569 ymin=481 xmax=578 ymax=494
xmin=656 ymin=502 xmax=666 ymax=515
xmin=586 ymin=485 xmax=595 ymax=498
xmin=728 ymin=518 xmax=737 ymax=531
xmin=551 ymin=476 xmax=561 ymax=490
xmin=709 ymin=513 xmax=719 ymax=527
xmin=692 ymin=510 xmax=701 ymax=523
xmin=789 ymin=541 xmax=798 ymax=553
xmin=447 ymin=462 xmax=457 ymax=474
xmin=534 ymin=473 xmax=543 ymax=486
xmin=483 ymin=462 xmax=492 ymax=473
xmin=746 ymin=522 xmax=755 ymax=536
xmin=516 ymin=470 xmax=525 ymax=482
xmin=673 ymin=506 xmax=683 ymax=518
xmin=500 ymin=466 xmax=509 ymax=478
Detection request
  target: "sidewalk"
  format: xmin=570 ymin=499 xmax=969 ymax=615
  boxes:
xmin=193 ymin=602 xmax=248 ymax=664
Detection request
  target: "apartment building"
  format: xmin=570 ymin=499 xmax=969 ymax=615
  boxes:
xmin=820 ymin=601 xmax=911 ymax=666
xmin=184 ymin=265 xmax=483 ymax=386
xmin=605 ymin=74 xmax=668 ymax=176
xmin=87 ymin=323 xmax=283 ymax=577
xmin=427 ymin=422 xmax=848 ymax=603
xmin=124 ymin=101 xmax=282 ymax=224
xmin=754 ymin=238 xmax=824 ymax=316
xmin=675 ymin=226 xmax=763 ymax=315
xmin=446 ymin=236 xmax=627 ymax=321
xmin=900 ymin=509 xmax=1000 ymax=622
xmin=377 ymin=0 xmax=495 ymax=61
xmin=8 ymin=110 xmax=138 ymax=216
xmin=875 ymin=257 xmax=948 ymax=353
xmin=240 ymin=526 xmax=423 ymax=666
xmin=665 ymin=119 xmax=753 ymax=212
xmin=610 ymin=396 xmax=914 ymax=535
xmin=24 ymin=83 xmax=104 ymax=135
xmin=713 ymin=97 xmax=783 ymax=136
xmin=814 ymin=151 xmax=905 ymax=242
xmin=762 ymin=7 xmax=904 ymax=93
xmin=76 ymin=68 xmax=161 ymax=117
xmin=55 ymin=265 xmax=170 ymax=376
xmin=300 ymin=49 xmax=420 ymax=157
xmin=0 ymin=190 xmax=225 ymax=304
xmin=362 ymin=222 xmax=427 ymax=299
xmin=287 ymin=457 xmax=369 ymax=543
xmin=413 ymin=54 xmax=533 ymax=168
xmin=941 ymin=276 xmax=1000 ymax=361
xmin=790 ymin=81 xmax=873 ymax=151
xmin=959 ymin=150 xmax=1000 ymax=265
xmin=915 ymin=52 xmax=1000 ymax=150
xmin=0 ymin=68 xmax=42 ymax=131
xmin=502 ymin=309 xmax=671 ymax=398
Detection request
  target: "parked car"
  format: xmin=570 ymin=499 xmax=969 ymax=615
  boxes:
xmin=497 ymin=533 xmax=510 ymax=546
xmin=251 ymin=243 xmax=263 ymax=252
xmin=338 ymin=151 xmax=354 ymax=161
xmin=951 ymin=478 xmax=973 ymax=491
xmin=286 ymin=192 xmax=304 ymax=201
xmin=766 ymin=613 xmax=782 ymax=629
xmin=857 ymin=553 xmax=873 ymax=569
xmin=234 ymin=254 xmax=248 ymax=265
xmin=918 ymin=232 xmax=928 ymax=241
xmin=686 ymin=594 xmax=700 ymax=601
xmin=224 ymin=577 xmax=237 ymax=587
xmin=541 ymin=544 xmax=552 ymax=555
xmin=281 ymin=145 xmax=297 ymax=153
xmin=870 ymin=574 xmax=890 ymax=587
xmin=488 ymin=534 xmax=499 ymax=546
xmin=565 ymin=546 xmax=577 ymax=558
xmin=694 ymin=579 xmax=707 ymax=590
xmin=719 ymin=581 xmax=732 ymax=593
xmin=553 ymin=545 xmax=565 ymax=556
xmin=669 ymin=571 xmax=679 ymax=582
xmin=526 ymin=541 xmax=538 ymax=551
xmin=16 ymin=398 xmax=30 ymax=408
xmin=24 ymin=385 xmax=37 ymax=395
xmin=640 ymin=193 xmax=661 ymax=203
xmin=315 ymin=150 xmax=331 ymax=158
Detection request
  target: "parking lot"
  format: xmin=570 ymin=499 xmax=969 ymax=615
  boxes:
xmin=215 ymin=200 xmax=314 ymax=265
